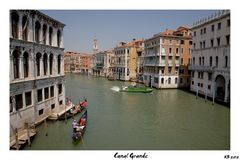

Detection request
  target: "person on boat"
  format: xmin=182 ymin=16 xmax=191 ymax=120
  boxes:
xmin=70 ymin=107 xmax=73 ymax=114
xmin=72 ymin=120 xmax=78 ymax=131
xmin=80 ymin=117 xmax=86 ymax=126
xmin=80 ymin=99 xmax=88 ymax=108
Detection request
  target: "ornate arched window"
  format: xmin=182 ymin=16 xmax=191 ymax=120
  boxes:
xmin=49 ymin=27 xmax=53 ymax=46
xmin=35 ymin=21 xmax=41 ymax=43
xmin=225 ymin=56 xmax=228 ymax=67
xmin=43 ymin=53 xmax=48 ymax=75
xmin=57 ymin=30 xmax=61 ymax=47
xmin=210 ymin=56 xmax=212 ymax=66
xmin=36 ymin=53 xmax=42 ymax=76
xmin=42 ymin=24 xmax=47 ymax=45
xmin=57 ymin=55 xmax=61 ymax=74
xmin=161 ymin=78 xmax=164 ymax=84
xmin=49 ymin=54 xmax=53 ymax=75
xmin=175 ymin=77 xmax=178 ymax=84
xmin=11 ymin=12 xmax=19 ymax=38
xmin=22 ymin=16 xmax=29 ymax=41
xmin=23 ymin=52 xmax=29 ymax=78
xmin=168 ymin=77 xmax=171 ymax=84
xmin=13 ymin=50 xmax=20 ymax=79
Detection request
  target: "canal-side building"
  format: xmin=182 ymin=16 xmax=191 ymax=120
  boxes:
xmin=189 ymin=10 xmax=230 ymax=103
xmin=143 ymin=27 xmax=192 ymax=88
xmin=10 ymin=10 xmax=66 ymax=136
xmin=103 ymin=49 xmax=114 ymax=78
xmin=113 ymin=39 xmax=144 ymax=81
xmin=64 ymin=51 xmax=91 ymax=74
xmin=92 ymin=51 xmax=105 ymax=76
xmin=91 ymin=36 xmax=105 ymax=76
xmin=135 ymin=40 xmax=145 ymax=83
xmin=80 ymin=53 xmax=91 ymax=74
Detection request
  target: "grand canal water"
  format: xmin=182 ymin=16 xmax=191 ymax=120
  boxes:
xmin=24 ymin=73 xmax=230 ymax=150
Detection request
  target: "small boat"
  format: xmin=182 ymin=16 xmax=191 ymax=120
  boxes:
xmin=107 ymin=76 xmax=115 ymax=81
xmin=58 ymin=99 xmax=88 ymax=121
xmin=72 ymin=108 xmax=87 ymax=140
xmin=58 ymin=105 xmax=82 ymax=120
xmin=120 ymin=86 xmax=153 ymax=93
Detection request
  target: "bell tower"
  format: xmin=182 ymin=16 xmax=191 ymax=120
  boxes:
xmin=93 ymin=36 xmax=99 ymax=54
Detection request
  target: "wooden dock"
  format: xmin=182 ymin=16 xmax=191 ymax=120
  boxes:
xmin=48 ymin=103 xmax=74 ymax=120
xmin=10 ymin=103 xmax=74 ymax=149
xmin=10 ymin=128 xmax=36 ymax=150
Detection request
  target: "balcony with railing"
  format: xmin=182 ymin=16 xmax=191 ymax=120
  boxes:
xmin=143 ymin=60 xmax=166 ymax=67
xmin=188 ymin=65 xmax=215 ymax=72
xmin=175 ymin=60 xmax=180 ymax=66
xmin=95 ymin=63 xmax=104 ymax=69
xmin=144 ymin=51 xmax=160 ymax=57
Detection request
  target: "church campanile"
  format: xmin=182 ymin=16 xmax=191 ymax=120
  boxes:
xmin=93 ymin=36 xmax=99 ymax=54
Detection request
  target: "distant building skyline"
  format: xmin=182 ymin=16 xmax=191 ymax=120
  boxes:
xmin=42 ymin=10 xmax=219 ymax=54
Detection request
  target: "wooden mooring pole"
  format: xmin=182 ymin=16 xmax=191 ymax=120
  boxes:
xmin=212 ymin=91 xmax=215 ymax=105
xmin=196 ymin=86 xmax=198 ymax=99
xmin=212 ymin=83 xmax=215 ymax=105
xmin=44 ymin=119 xmax=48 ymax=136
xmin=205 ymin=87 xmax=207 ymax=102
xmin=15 ymin=128 xmax=19 ymax=150
xmin=25 ymin=123 xmax=31 ymax=146
xmin=64 ymin=104 xmax=67 ymax=122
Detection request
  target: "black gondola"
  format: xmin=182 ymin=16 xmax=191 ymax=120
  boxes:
xmin=72 ymin=108 xmax=87 ymax=140
xmin=58 ymin=104 xmax=83 ymax=121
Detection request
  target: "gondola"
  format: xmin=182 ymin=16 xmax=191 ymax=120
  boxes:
xmin=72 ymin=108 xmax=87 ymax=140
xmin=58 ymin=99 xmax=88 ymax=120
xmin=58 ymin=105 xmax=81 ymax=120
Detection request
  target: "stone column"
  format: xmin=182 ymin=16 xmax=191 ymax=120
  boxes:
xmin=18 ymin=14 xmax=22 ymax=40
xmin=29 ymin=53 xmax=34 ymax=78
xmin=28 ymin=15 xmax=33 ymax=42
xmin=12 ymin=96 xmax=16 ymax=113
xmin=54 ymin=83 xmax=59 ymax=112
xmin=32 ymin=53 xmax=37 ymax=78
xmin=60 ymin=29 xmax=64 ymax=48
xmin=40 ymin=57 xmax=43 ymax=77
xmin=53 ymin=55 xmax=57 ymax=76
xmin=45 ymin=26 xmax=49 ymax=45
xmin=39 ymin=23 xmax=43 ymax=44
xmin=61 ymin=56 xmax=64 ymax=75
xmin=10 ymin=15 xmax=12 ymax=38
xmin=19 ymin=55 xmax=24 ymax=79
xmin=10 ymin=55 xmax=14 ymax=82
xmin=47 ymin=54 xmax=50 ymax=76
xmin=22 ymin=92 xmax=26 ymax=109
xmin=32 ymin=84 xmax=38 ymax=123
xmin=224 ymin=77 xmax=229 ymax=103
xmin=53 ymin=28 xmax=57 ymax=47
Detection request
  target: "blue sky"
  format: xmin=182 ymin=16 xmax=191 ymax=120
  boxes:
xmin=42 ymin=10 xmax=218 ymax=53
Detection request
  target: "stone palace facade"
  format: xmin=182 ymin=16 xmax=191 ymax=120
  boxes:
xmin=10 ymin=10 xmax=66 ymax=136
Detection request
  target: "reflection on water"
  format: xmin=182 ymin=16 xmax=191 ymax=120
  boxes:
xmin=24 ymin=74 xmax=230 ymax=150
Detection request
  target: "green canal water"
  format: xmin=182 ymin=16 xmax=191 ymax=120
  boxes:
xmin=24 ymin=73 xmax=230 ymax=150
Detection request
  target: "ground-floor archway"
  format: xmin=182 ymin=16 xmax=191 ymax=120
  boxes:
xmin=215 ymin=75 xmax=225 ymax=101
